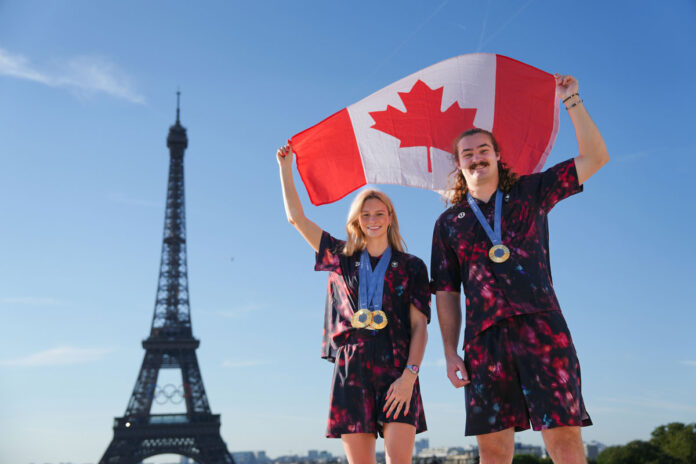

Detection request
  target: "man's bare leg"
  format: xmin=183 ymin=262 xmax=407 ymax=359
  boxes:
xmin=476 ymin=427 xmax=515 ymax=464
xmin=541 ymin=426 xmax=585 ymax=464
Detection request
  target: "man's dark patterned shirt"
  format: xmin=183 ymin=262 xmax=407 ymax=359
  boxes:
xmin=430 ymin=159 xmax=583 ymax=343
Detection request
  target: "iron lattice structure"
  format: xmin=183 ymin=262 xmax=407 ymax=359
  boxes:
xmin=100 ymin=97 xmax=234 ymax=464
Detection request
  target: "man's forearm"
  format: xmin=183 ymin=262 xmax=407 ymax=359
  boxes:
xmin=436 ymin=291 xmax=462 ymax=357
xmin=570 ymin=102 xmax=608 ymax=157
xmin=565 ymin=97 xmax=609 ymax=184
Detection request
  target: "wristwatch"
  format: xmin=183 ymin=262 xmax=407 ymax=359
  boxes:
xmin=405 ymin=364 xmax=419 ymax=376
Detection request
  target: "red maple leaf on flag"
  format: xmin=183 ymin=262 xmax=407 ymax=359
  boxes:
xmin=369 ymin=80 xmax=477 ymax=172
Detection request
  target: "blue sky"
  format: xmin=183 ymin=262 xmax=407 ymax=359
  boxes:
xmin=1 ymin=1 xmax=695 ymax=463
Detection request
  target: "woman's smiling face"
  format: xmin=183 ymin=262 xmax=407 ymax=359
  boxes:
xmin=358 ymin=198 xmax=391 ymax=242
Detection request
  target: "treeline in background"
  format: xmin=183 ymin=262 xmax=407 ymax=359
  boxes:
xmin=512 ymin=422 xmax=696 ymax=464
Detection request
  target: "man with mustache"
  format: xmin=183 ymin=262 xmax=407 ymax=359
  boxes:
xmin=430 ymin=74 xmax=609 ymax=464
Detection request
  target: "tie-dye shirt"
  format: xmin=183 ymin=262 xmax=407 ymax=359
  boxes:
xmin=315 ymin=231 xmax=431 ymax=366
xmin=430 ymin=159 xmax=583 ymax=343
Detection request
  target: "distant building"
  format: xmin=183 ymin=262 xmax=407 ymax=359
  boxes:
xmin=228 ymin=451 xmax=271 ymax=463
xmin=414 ymin=446 xmax=478 ymax=464
xmin=414 ymin=442 xmax=542 ymax=463
xmin=584 ymin=441 xmax=606 ymax=459
xmin=444 ymin=452 xmax=478 ymax=464
xmin=255 ymin=451 xmax=271 ymax=463
xmin=415 ymin=438 xmax=430 ymax=455
xmin=273 ymin=455 xmax=300 ymax=463
xmin=417 ymin=446 xmax=467 ymax=458
xmin=584 ymin=442 xmax=599 ymax=459
xmin=270 ymin=453 xmax=343 ymax=464
xmin=513 ymin=442 xmax=543 ymax=458
xmin=232 ymin=451 xmax=259 ymax=464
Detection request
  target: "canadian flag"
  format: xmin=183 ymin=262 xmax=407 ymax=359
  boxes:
xmin=291 ymin=53 xmax=559 ymax=205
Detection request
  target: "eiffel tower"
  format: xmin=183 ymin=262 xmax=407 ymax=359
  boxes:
xmin=100 ymin=94 xmax=235 ymax=464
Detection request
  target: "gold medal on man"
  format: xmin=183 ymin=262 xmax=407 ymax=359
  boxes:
xmin=467 ymin=191 xmax=510 ymax=264
xmin=489 ymin=244 xmax=510 ymax=263
xmin=351 ymin=309 xmax=373 ymax=328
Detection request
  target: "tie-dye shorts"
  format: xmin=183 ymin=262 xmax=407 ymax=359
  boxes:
xmin=326 ymin=330 xmax=427 ymax=438
xmin=463 ymin=311 xmax=592 ymax=435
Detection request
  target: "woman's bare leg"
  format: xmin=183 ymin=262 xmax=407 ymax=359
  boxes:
xmin=342 ymin=433 xmax=377 ymax=464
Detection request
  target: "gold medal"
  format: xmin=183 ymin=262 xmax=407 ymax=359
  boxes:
xmin=489 ymin=244 xmax=510 ymax=263
xmin=351 ymin=309 xmax=373 ymax=328
xmin=468 ymin=191 xmax=511 ymax=264
xmin=368 ymin=310 xmax=388 ymax=330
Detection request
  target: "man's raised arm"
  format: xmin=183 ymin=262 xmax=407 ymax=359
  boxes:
xmin=555 ymin=74 xmax=610 ymax=185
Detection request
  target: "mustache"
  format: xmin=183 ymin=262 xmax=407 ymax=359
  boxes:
xmin=469 ymin=161 xmax=490 ymax=170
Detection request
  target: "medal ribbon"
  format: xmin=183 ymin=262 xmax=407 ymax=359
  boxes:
xmin=358 ymin=247 xmax=392 ymax=311
xmin=467 ymin=190 xmax=503 ymax=247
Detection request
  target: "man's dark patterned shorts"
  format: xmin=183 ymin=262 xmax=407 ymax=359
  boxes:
xmin=463 ymin=311 xmax=592 ymax=435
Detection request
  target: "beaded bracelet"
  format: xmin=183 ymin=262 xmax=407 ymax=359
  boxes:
xmin=565 ymin=100 xmax=583 ymax=110
xmin=562 ymin=93 xmax=579 ymax=103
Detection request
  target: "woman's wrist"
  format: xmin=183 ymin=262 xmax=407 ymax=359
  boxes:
xmin=402 ymin=364 xmax=419 ymax=381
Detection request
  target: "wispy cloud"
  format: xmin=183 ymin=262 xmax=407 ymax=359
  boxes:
xmin=615 ymin=145 xmax=695 ymax=164
xmin=358 ymin=0 xmax=449 ymax=89
xmin=476 ymin=0 xmax=492 ymax=52
xmin=480 ymin=0 xmax=535 ymax=49
xmin=221 ymin=359 xmax=271 ymax=368
xmin=0 ymin=297 xmax=67 ymax=306
xmin=680 ymin=360 xmax=696 ymax=367
xmin=0 ymin=47 xmax=145 ymax=104
xmin=0 ymin=346 xmax=115 ymax=367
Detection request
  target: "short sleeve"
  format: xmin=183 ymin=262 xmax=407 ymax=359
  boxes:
xmin=408 ymin=258 xmax=431 ymax=323
xmin=532 ymin=158 xmax=584 ymax=213
xmin=314 ymin=231 xmax=344 ymax=273
xmin=430 ymin=215 xmax=462 ymax=294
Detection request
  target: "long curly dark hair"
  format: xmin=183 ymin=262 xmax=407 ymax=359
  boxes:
xmin=448 ymin=128 xmax=519 ymax=205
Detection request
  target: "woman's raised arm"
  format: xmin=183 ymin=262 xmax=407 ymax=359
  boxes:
xmin=277 ymin=143 xmax=323 ymax=252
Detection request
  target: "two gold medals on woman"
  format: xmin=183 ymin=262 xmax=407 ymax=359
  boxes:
xmin=351 ymin=247 xmax=391 ymax=330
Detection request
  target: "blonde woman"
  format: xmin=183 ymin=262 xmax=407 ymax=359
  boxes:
xmin=277 ymin=143 xmax=430 ymax=464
